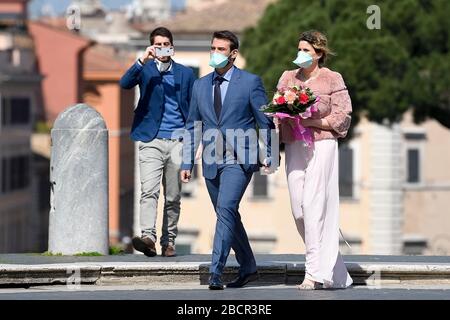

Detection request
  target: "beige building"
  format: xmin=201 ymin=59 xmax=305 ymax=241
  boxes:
xmin=130 ymin=0 xmax=450 ymax=256
xmin=12 ymin=0 xmax=447 ymax=256
xmin=164 ymin=112 xmax=450 ymax=256
xmin=129 ymin=0 xmax=281 ymax=254
xmin=333 ymin=113 xmax=450 ymax=256
xmin=400 ymin=112 xmax=450 ymax=255
xmin=131 ymin=0 xmax=276 ymax=78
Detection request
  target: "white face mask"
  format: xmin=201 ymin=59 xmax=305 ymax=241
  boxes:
xmin=155 ymin=59 xmax=171 ymax=73
xmin=209 ymin=52 xmax=231 ymax=69
xmin=293 ymin=51 xmax=313 ymax=68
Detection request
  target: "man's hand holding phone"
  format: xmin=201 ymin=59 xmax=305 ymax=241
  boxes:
xmin=139 ymin=46 xmax=174 ymax=65
xmin=139 ymin=46 xmax=156 ymax=64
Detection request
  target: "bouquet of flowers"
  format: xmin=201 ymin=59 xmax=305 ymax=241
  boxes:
xmin=261 ymin=85 xmax=320 ymax=145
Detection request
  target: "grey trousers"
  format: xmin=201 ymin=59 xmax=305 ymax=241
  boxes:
xmin=138 ymin=138 xmax=182 ymax=247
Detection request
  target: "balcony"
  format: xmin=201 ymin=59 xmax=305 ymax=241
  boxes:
xmin=0 ymin=33 xmax=37 ymax=75
xmin=0 ymin=12 xmax=27 ymax=33
xmin=0 ymin=49 xmax=36 ymax=74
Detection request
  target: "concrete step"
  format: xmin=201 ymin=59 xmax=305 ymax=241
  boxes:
xmin=1 ymin=254 xmax=449 ymax=287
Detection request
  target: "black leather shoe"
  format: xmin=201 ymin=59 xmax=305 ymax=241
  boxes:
xmin=208 ymin=274 xmax=224 ymax=290
xmin=208 ymin=282 xmax=224 ymax=290
xmin=226 ymin=271 xmax=259 ymax=288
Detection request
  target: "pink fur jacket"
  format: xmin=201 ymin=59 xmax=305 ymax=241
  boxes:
xmin=276 ymin=67 xmax=352 ymax=143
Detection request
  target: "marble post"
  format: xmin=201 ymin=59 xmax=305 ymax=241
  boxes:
xmin=48 ymin=104 xmax=109 ymax=255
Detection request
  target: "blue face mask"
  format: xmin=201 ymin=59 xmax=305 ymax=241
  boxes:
xmin=293 ymin=51 xmax=313 ymax=68
xmin=209 ymin=52 xmax=230 ymax=69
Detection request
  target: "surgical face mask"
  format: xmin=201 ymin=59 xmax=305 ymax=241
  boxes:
xmin=155 ymin=58 xmax=171 ymax=73
xmin=293 ymin=51 xmax=313 ymax=68
xmin=209 ymin=52 xmax=230 ymax=69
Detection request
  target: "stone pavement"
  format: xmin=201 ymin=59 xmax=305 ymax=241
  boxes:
xmin=1 ymin=254 xmax=450 ymax=287
xmin=1 ymin=283 xmax=450 ymax=300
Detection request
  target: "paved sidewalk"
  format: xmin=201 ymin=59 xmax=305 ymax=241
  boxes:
xmin=1 ymin=254 xmax=450 ymax=287
xmin=1 ymin=283 xmax=450 ymax=300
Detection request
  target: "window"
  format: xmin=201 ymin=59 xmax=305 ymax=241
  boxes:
xmin=0 ymin=96 xmax=31 ymax=127
xmin=339 ymin=234 xmax=362 ymax=255
xmin=175 ymin=228 xmax=199 ymax=254
xmin=404 ymin=133 xmax=426 ymax=140
xmin=252 ymin=171 xmax=268 ymax=199
xmin=407 ymin=148 xmax=420 ymax=183
xmin=10 ymin=98 xmax=30 ymax=125
xmin=0 ymin=155 xmax=30 ymax=194
xmin=1 ymin=96 xmax=7 ymax=126
xmin=248 ymin=233 xmax=277 ymax=254
xmin=403 ymin=130 xmax=425 ymax=185
xmin=339 ymin=144 xmax=354 ymax=198
xmin=403 ymin=235 xmax=427 ymax=255
xmin=1 ymin=158 xmax=8 ymax=194
xmin=10 ymin=156 xmax=20 ymax=190
xmin=2 ymin=49 xmax=13 ymax=66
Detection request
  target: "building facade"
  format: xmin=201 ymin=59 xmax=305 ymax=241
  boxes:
xmin=0 ymin=0 xmax=42 ymax=252
xmin=130 ymin=0 xmax=450 ymax=256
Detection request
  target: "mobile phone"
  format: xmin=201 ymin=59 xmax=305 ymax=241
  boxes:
xmin=155 ymin=47 xmax=174 ymax=57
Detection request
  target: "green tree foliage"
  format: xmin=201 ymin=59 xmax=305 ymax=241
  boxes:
xmin=241 ymin=0 xmax=450 ymax=139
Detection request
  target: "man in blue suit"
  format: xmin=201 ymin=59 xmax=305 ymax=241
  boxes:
xmin=181 ymin=31 xmax=275 ymax=290
xmin=120 ymin=27 xmax=195 ymax=258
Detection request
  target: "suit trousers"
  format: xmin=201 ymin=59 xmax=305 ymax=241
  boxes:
xmin=205 ymin=164 xmax=257 ymax=277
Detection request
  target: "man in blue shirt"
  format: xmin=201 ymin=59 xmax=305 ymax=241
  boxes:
xmin=120 ymin=27 xmax=196 ymax=257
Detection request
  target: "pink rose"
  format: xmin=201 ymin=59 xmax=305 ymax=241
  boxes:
xmin=284 ymin=90 xmax=297 ymax=104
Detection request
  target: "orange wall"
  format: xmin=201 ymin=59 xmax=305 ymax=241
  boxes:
xmin=83 ymin=81 xmax=120 ymax=243
xmin=29 ymin=21 xmax=136 ymax=245
xmin=83 ymin=81 xmax=135 ymax=244
xmin=0 ymin=2 xmax=27 ymax=14
xmin=28 ymin=22 xmax=91 ymax=123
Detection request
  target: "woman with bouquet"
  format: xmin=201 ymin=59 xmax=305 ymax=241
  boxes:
xmin=275 ymin=30 xmax=353 ymax=290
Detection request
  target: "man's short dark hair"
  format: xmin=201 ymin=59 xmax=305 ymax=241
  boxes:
xmin=150 ymin=27 xmax=173 ymax=45
xmin=212 ymin=30 xmax=239 ymax=51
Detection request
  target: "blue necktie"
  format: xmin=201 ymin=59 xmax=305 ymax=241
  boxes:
xmin=214 ymin=76 xmax=225 ymax=120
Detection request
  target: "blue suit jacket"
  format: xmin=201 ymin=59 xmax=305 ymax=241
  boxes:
xmin=181 ymin=67 xmax=275 ymax=179
xmin=119 ymin=60 xmax=196 ymax=142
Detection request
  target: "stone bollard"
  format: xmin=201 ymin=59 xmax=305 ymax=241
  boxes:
xmin=48 ymin=104 xmax=109 ymax=255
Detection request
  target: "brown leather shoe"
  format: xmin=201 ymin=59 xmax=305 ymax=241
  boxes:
xmin=161 ymin=244 xmax=176 ymax=257
xmin=132 ymin=236 xmax=157 ymax=257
